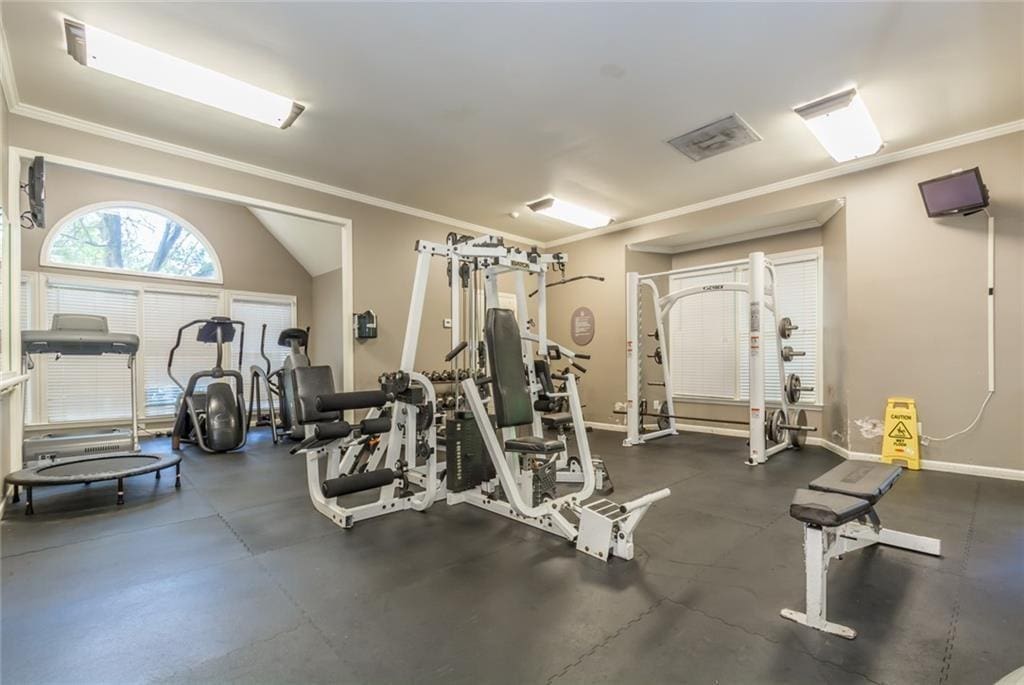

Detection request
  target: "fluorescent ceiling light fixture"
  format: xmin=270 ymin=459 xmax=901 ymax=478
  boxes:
xmin=63 ymin=18 xmax=304 ymax=129
xmin=526 ymin=197 xmax=611 ymax=229
xmin=794 ymin=87 xmax=882 ymax=162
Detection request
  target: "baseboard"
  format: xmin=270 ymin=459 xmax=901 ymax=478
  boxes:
xmin=586 ymin=421 xmax=627 ymax=433
xmin=821 ymin=441 xmax=1024 ymax=482
xmin=588 ymin=423 xmax=1024 ymax=482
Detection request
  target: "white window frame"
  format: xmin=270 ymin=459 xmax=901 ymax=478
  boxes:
xmin=40 ymin=201 xmax=225 ymax=285
xmin=668 ymin=247 xmax=824 ymax=407
xmin=21 ymin=270 xmax=296 ymax=428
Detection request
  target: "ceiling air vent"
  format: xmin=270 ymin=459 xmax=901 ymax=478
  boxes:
xmin=668 ymin=114 xmax=762 ymax=162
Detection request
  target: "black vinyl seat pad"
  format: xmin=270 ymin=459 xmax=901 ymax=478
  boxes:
xmin=808 ymin=462 xmax=901 ymax=504
xmin=5 ymin=454 xmax=181 ymax=486
xmin=790 ymin=488 xmax=873 ymax=527
xmin=504 ymin=436 xmax=564 ymax=454
xmin=541 ymin=412 xmax=573 ymax=428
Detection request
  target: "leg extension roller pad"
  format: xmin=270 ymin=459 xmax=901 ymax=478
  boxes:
xmin=322 ymin=468 xmax=397 ymax=498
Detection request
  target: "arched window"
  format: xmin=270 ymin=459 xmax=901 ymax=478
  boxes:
xmin=43 ymin=202 xmax=222 ymax=283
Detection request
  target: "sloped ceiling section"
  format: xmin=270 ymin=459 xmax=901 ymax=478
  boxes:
xmin=249 ymin=208 xmax=342 ymax=277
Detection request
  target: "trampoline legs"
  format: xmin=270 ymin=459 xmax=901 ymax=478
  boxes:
xmin=12 ymin=485 xmax=19 ymax=503
xmin=175 ymin=464 xmax=181 ymax=489
xmin=117 ymin=478 xmax=125 ymax=506
xmin=156 ymin=469 xmax=161 ymax=481
xmin=25 ymin=487 xmax=33 ymax=515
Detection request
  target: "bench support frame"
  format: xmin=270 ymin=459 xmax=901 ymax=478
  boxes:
xmin=781 ymin=519 xmax=942 ymax=639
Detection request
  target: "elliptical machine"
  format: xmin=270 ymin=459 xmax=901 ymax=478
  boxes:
xmin=248 ymin=325 xmax=311 ymax=442
xmin=169 ymin=317 xmax=248 ymax=453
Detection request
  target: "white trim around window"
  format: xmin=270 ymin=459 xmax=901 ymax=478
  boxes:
xmin=21 ymin=269 xmax=296 ymax=427
xmin=40 ymin=200 xmax=225 ymax=285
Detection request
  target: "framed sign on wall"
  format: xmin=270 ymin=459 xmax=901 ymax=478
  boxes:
xmin=571 ymin=306 xmax=595 ymax=346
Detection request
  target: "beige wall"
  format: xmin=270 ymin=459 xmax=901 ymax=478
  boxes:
xmin=19 ymin=163 xmax=313 ymax=326
xmin=821 ymin=208 xmax=848 ymax=448
xmin=311 ymin=267 xmax=344 ymax=389
xmin=549 ymin=133 xmax=1023 ymax=471
xmin=7 ymin=114 xmax=520 ymax=393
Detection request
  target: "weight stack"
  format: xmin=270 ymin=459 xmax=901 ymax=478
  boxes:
xmin=446 ymin=412 xmax=490 ymax=492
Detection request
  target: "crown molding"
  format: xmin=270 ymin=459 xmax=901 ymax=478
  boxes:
xmin=545 ymin=118 xmax=1024 ymax=249
xmin=3 ymin=17 xmax=1020 ymax=253
xmin=0 ymin=14 xmax=19 ymax=111
xmin=6 ymin=103 xmax=539 ymax=246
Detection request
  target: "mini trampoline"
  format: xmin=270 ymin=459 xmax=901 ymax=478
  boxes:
xmin=5 ymin=453 xmax=182 ymax=515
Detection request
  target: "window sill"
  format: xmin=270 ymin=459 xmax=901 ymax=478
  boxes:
xmin=672 ymin=395 xmax=823 ymax=410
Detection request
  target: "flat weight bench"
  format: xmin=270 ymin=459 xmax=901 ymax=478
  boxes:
xmin=780 ymin=461 xmax=942 ymax=639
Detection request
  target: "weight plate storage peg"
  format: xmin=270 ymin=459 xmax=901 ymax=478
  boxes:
xmin=781 ymin=345 xmax=806 ymax=362
xmin=778 ymin=317 xmax=798 ymax=340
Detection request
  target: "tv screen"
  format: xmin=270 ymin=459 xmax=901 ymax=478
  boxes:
xmin=919 ymin=167 xmax=988 ymax=217
xmin=27 ymin=156 xmax=46 ymax=228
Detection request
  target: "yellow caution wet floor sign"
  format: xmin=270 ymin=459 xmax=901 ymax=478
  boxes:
xmin=882 ymin=397 xmax=920 ymax=470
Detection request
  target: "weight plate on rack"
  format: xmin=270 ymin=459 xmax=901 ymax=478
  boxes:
xmin=785 ymin=374 xmax=802 ymax=404
xmin=657 ymin=403 xmax=672 ymax=431
xmin=769 ymin=408 xmax=786 ymax=444
xmin=788 ymin=409 xmax=808 ymax=449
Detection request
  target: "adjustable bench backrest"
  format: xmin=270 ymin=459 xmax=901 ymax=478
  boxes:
xmin=485 ymin=308 xmax=533 ymax=429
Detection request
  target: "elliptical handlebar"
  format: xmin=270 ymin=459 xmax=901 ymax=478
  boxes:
xmin=167 ymin=317 xmax=247 ymax=390
xmin=258 ymin=324 xmax=272 ymax=375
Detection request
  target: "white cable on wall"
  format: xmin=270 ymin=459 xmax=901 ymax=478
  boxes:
xmin=921 ymin=211 xmax=995 ymax=445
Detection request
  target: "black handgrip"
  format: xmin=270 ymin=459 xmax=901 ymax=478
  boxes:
xmin=575 ymin=353 xmax=591 ymax=360
xmin=552 ymin=373 xmax=568 ymax=381
xmin=444 ymin=341 xmax=468 ymax=362
xmin=359 ymin=417 xmax=391 ymax=435
xmin=475 ymin=376 xmax=492 ymax=386
xmin=571 ymin=362 xmax=588 ymax=374
xmin=313 ymin=421 xmax=353 ymax=440
xmin=321 ymin=469 xmax=396 ymax=498
xmin=317 ymin=390 xmax=388 ymax=412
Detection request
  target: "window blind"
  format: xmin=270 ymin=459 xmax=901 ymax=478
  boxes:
xmin=230 ymin=296 xmax=296 ymax=408
xmin=737 ymin=257 xmax=820 ymax=404
xmin=143 ymin=290 xmax=222 ymax=416
xmin=666 ymin=251 xmax=821 ymax=405
xmin=667 ymin=268 xmax=740 ymax=399
xmin=44 ymin=280 xmax=139 ymax=422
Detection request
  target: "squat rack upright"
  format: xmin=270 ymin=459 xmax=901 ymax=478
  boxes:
xmin=624 ymin=251 xmax=813 ymax=465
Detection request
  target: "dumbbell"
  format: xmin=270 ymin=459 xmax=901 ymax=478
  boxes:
xmin=778 ymin=317 xmax=799 ymax=340
xmin=781 ymin=346 xmax=806 ymax=362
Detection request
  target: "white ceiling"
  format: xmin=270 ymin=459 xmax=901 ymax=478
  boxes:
xmin=4 ymin=3 xmax=1022 ymax=243
xmin=249 ymin=208 xmax=342 ymax=277
xmin=629 ymin=199 xmax=844 ymax=254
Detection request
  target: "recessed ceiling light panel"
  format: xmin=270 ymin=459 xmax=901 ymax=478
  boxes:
xmin=794 ymin=87 xmax=882 ymax=162
xmin=63 ymin=18 xmax=304 ymax=129
xmin=527 ymin=197 xmax=611 ymax=229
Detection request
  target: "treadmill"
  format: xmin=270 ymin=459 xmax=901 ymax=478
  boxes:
xmin=7 ymin=314 xmax=181 ymax=514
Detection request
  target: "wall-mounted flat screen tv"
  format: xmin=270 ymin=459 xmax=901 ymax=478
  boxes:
xmin=918 ymin=167 xmax=988 ymax=217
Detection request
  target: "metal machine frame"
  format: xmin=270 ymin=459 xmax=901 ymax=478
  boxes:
xmin=781 ymin=514 xmax=941 ymax=639
xmin=169 ymin=317 xmax=249 ymax=453
xmin=301 ymin=234 xmax=668 ymax=562
xmin=624 ymin=251 xmax=812 ymax=465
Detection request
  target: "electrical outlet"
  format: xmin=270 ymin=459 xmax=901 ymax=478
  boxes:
xmin=443 ymin=318 xmax=452 ymax=329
